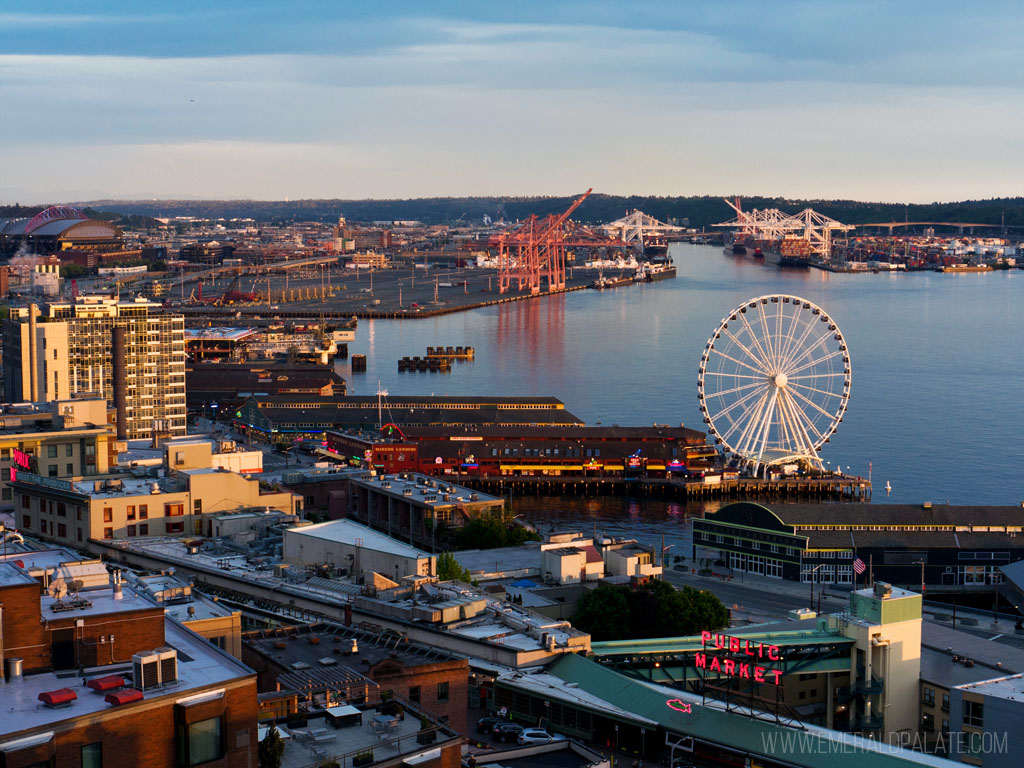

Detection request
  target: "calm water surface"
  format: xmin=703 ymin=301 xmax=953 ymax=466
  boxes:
xmin=338 ymin=244 xmax=1024 ymax=534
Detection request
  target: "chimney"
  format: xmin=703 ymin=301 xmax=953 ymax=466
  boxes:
xmin=27 ymin=304 xmax=39 ymax=401
xmin=112 ymin=327 xmax=128 ymax=441
xmin=112 ymin=569 xmax=123 ymax=600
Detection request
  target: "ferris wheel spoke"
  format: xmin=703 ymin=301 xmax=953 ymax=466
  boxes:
xmin=718 ymin=388 xmax=771 ymax=449
xmin=787 ymin=372 xmax=848 ymax=380
xmin=702 ymin=372 xmax=767 ymax=380
xmin=777 ymin=310 xmax=823 ymax=372
xmin=709 ymin=384 xmax=770 ymax=435
xmin=786 ymin=348 xmax=843 ymax=378
xmin=737 ymin=311 xmax=775 ymax=371
xmin=708 ymin=348 xmax=772 ymax=377
xmin=782 ymin=329 xmax=838 ymax=372
xmin=778 ymin=392 xmax=819 ymax=459
xmin=719 ymin=327 xmax=773 ymax=373
xmin=786 ymin=380 xmax=846 ymax=401
xmin=778 ymin=304 xmax=811 ymax=371
xmin=781 ymin=393 xmax=826 ymax=459
xmin=786 ymin=386 xmax=838 ymax=431
xmin=774 ymin=394 xmax=803 ymax=457
xmin=733 ymin=390 xmax=773 ymax=458
xmin=751 ymin=389 xmax=779 ymax=467
xmin=706 ymin=381 xmax=766 ymax=400
xmin=755 ymin=303 xmax=779 ymax=369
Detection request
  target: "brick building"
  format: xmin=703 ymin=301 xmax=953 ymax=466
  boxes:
xmin=0 ymin=560 xmax=258 ymax=767
xmin=243 ymin=623 xmax=470 ymax=734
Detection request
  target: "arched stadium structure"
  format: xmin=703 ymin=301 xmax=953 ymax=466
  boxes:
xmin=0 ymin=206 xmax=123 ymax=255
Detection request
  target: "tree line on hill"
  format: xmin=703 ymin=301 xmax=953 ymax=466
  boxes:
xmin=22 ymin=195 xmax=1024 ymax=231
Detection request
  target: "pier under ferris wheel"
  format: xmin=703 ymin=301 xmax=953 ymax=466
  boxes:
xmin=698 ymin=295 xmax=851 ymax=476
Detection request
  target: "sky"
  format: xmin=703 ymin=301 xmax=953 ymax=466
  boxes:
xmin=1 ymin=1 xmax=1021 ymax=204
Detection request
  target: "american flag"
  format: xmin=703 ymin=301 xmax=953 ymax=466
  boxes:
xmin=853 ymin=558 xmax=867 ymax=575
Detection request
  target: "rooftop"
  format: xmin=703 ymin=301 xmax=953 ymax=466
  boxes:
xmin=0 ymin=618 xmax=253 ymax=740
xmin=287 ymin=519 xmax=432 ymax=560
xmin=353 ymin=473 xmax=502 ymax=509
xmin=956 ymin=673 xmax=1024 ymax=701
xmin=454 ymin=543 xmax=542 ymax=578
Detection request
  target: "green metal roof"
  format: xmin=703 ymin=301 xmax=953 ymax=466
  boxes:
xmin=546 ymin=654 xmax=954 ymax=768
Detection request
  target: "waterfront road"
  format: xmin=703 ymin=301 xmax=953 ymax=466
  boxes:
xmin=663 ymin=568 xmax=848 ymax=624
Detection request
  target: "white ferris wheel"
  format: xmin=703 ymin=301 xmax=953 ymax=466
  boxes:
xmin=697 ymin=295 xmax=851 ymax=474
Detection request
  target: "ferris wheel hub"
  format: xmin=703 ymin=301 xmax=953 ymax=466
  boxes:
xmin=772 ymin=373 xmax=788 ymax=388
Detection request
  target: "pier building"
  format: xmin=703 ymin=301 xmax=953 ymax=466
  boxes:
xmin=694 ymin=502 xmax=1024 ymax=591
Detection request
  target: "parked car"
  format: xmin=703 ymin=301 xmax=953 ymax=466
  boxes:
xmin=492 ymin=722 xmax=525 ymax=742
xmin=517 ymin=728 xmax=564 ymax=746
xmin=476 ymin=716 xmax=501 ymax=735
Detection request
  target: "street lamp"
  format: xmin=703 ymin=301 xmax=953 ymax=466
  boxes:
xmin=808 ymin=563 xmax=826 ymax=608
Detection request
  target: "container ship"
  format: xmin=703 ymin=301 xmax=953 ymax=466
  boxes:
xmin=761 ymin=235 xmax=812 ymax=269
xmin=634 ymin=260 xmax=677 ymax=282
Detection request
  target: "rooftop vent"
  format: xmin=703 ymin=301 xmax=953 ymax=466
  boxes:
xmin=873 ymin=581 xmax=893 ymax=599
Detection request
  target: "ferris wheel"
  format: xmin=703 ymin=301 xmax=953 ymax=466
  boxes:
xmin=697 ymin=295 xmax=851 ymax=474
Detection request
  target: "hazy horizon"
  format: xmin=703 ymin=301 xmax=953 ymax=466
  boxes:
xmin=3 ymin=2 xmax=1022 ymax=205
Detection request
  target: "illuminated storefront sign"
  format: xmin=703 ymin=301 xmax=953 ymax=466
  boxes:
xmin=697 ymin=631 xmax=783 ymax=685
xmin=12 ymin=449 xmax=32 ymax=470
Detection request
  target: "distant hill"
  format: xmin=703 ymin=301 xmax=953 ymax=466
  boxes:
xmin=76 ymin=195 xmax=1024 ymax=231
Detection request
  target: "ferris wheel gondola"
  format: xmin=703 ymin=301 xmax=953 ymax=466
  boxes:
xmin=697 ymin=295 xmax=851 ymax=475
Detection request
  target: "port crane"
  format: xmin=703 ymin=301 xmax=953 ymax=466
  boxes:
xmin=496 ymin=189 xmax=592 ymax=294
xmin=216 ymin=274 xmax=259 ymax=305
xmin=601 ymin=209 xmax=685 ymax=254
xmin=716 ymin=198 xmax=854 ymax=258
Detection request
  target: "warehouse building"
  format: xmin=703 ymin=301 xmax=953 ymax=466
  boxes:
xmin=283 ymin=518 xmax=435 ymax=582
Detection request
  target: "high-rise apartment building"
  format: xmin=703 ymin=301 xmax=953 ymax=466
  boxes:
xmin=3 ymin=296 xmax=186 ymax=439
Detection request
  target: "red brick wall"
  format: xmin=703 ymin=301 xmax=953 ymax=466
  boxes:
xmin=45 ymin=607 xmax=166 ymax=667
xmin=0 ymin=582 xmax=48 ymax=674
xmin=9 ymin=678 xmax=259 ymax=768
xmin=371 ymin=659 xmax=469 ymax=735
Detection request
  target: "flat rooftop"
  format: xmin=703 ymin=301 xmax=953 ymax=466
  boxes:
xmin=0 ymin=548 xmax=85 ymax=574
xmin=454 ymin=543 xmax=542 ymax=576
xmin=245 ymin=624 xmax=461 ymax=672
xmin=0 ymin=562 xmax=38 ymax=588
xmin=0 ymin=619 xmax=253 ymax=740
xmin=287 ymin=519 xmax=432 ymax=559
xmin=956 ymin=673 xmax=1024 ymax=701
xmin=353 ymin=473 xmax=502 ymax=510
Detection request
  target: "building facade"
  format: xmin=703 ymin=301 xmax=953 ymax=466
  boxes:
xmin=4 ymin=297 xmax=186 ymax=439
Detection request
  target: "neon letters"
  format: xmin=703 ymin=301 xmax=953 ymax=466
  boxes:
xmin=697 ymin=631 xmax=783 ymax=686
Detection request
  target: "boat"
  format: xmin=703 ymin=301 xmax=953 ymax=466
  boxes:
xmin=591 ymin=272 xmax=634 ymax=290
xmin=940 ymin=264 xmax=992 ymax=273
xmin=634 ymin=261 xmax=677 ymax=282
xmin=761 ymin=248 xmax=810 ymax=269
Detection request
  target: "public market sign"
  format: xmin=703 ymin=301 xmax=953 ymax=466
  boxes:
xmin=696 ymin=631 xmax=783 ymax=685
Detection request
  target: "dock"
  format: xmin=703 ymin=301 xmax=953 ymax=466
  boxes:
xmin=454 ymin=475 xmax=871 ymax=502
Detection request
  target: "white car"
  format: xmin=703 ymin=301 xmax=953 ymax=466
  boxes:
xmin=517 ymin=729 xmax=564 ymax=746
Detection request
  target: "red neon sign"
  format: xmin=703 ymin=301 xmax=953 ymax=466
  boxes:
xmin=666 ymin=699 xmax=692 ymax=714
xmin=698 ymin=631 xmax=783 ymax=686
xmin=12 ymin=449 xmax=31 ymax=470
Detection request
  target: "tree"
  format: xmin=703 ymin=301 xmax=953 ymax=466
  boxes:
xmin=258 ymin=724 xmax=285 ymax=768
xmin=570 ymin=581 xmax=728 ymax=641
xmin=436 ymin=551 xmax=473 ymax=582
xmin=455 ymin=515 xmax=541 ymax=550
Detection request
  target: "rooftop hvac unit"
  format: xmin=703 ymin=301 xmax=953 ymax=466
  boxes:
xmin=156 ymin=647 xmax=178 ymax=685
xmin=403 ymin=488 xmax=413 ymax=496
xmin=133 ymin=651 xmax=161 ymax=691
xmin=133 ymin=648 xmax=178 ymax=691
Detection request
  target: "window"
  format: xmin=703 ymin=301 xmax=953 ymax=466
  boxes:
xmin=127 ymin=505 xmax=136 ymax=521
xmin=139 ymin=524 xmax=149 ymax=535
xmin=0 ymin=448 xmax=8 ymax=460
xmin=66 ymin=463 xmax=74 ymax=475
xmin=48 ymin=465 xmax=58 ymax=477
xmin=57 ymin=503 xmax=66 ymax=517
xmin=409 ymin=686 xmax=421 ymax=704
xmin=128 ymin=525 xmax=137 ymax=537
xmin=923 ymin=687 xmax=935 ymax=706
xmin=139 ymin=504 xmax=148 ymax=519
xmin=437 ymin=682 xmax=449 ymax=701
xmin=22 ymin=515 xmax=31 ymax=529
xmin=21 ymin=495 xmax=29 ymax=509
xmin=922 ymin=713 xmax=935 ymax=731
xmin=1 ymin=488 xmax=9 ymax=501
xmin=942 ymin=693 xmax=950 ymax=712
xmin=193 ymin=499 xmax=202 ymax=515
xmin=66 ymin=444 xmax=74 ymax=457
xmin=104 ymin=527 xmax=113 ymax=539
xmin=167 ymin=521 xmax=184 ymax=534
xmin=178 ymin=715 xmax=224 ymax=766
xmin=47 ymin=445 xmax=58 ymax=459
xmin=57 ymin=523 xmax=67 ymax=538
xmin=165 ymin=503 xmax=184 ymax=517
xmin=82 ymin=742 xmax=103 ymax=768
xmin=76 ymin=507 xmax=83 ymax=521
xmin=77 ymin=529 xmax=83 ymax=542
xmin=964 ymin=699 xmax=983 ymax=727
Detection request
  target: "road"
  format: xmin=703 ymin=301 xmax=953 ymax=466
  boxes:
xmin=663 ymin=569 xmax=847 ymax=623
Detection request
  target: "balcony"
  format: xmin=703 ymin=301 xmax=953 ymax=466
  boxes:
xmin=857 ymin=714 xmax=884 ymax=731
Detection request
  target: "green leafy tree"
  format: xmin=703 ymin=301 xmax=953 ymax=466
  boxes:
xmin=571 ymin=581 xmax=728 ymax=641
xmin=258 ymin=724 xmax=285 ymax=768
xmin=455 ymin=515 xmax=541 ymax=550
xmin=436 ymin=551 xmax=473 ymax=582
